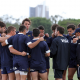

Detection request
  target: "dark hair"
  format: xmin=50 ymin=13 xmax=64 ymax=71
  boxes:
xmin=38 ymin=25 xmax=44 ymax=30
xmin=57 ymin=26 xmax=64 ymax=34
xmin=7 ymin=26 xmax=16 ymax=34
xmin=22 ymin=18 xmax=31 ymax=24
xmin=51 ymin=24 xmax=59 ymax=30
xmin=67 ymin=24 xmax=75 ymax=30
xmin=77 ymin=23 xmax=80 ymax=28
xmin=0 ymin=21 xmax=6 ymax=28
xmin=19 ymin=25 xmax=26 ymax=32
xmin=33 ymin=28 xmax=40 ymax=37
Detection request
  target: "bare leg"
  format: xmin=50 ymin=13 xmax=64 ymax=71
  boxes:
xmin=39 ymin=72 xmax=47 ymax=80
xmin=2 ymin=74 xmax=8 ymax=80
xmin=31 ymin=71 xmax=38 ymax=80
xmin=68 ymin=68 xmax=76 ymax=80
xmin=8 ymin=72 xmax=15 ymax=80
xmin=62 ymin=70 xmax=66 ymax=80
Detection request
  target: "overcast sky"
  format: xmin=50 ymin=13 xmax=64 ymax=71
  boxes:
xmin=0 ymin=0 xmax=80 ymax=20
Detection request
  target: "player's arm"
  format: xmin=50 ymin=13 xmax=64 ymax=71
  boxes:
xmin=45 ymin=50 xmax=50 ymax=57
xmin=50 ymin=40 xmax=57 ymax=57
xmin=1 ymin=36 xmax=13 ymax=46
xmin=0 ymin=37 xmax=10 ymax=43
xmin=27 ymin=37 xmax=44 ymax=49
xmin=9 ymin=45 xmax=28 ymax=56
xmin=1 ymin=39 xmax=8 ymax=46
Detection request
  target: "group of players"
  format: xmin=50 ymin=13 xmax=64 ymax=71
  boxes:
xmin=0 ymin=18 xmax=80 ymax=80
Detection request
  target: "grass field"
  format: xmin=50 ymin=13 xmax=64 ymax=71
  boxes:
xmin=49 ymin=58 xmax=77 ymax=80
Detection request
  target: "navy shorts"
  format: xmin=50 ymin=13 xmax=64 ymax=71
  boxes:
xmin=45 ymin=57 xmax=50 ymax=69
xmin=54 ymin=69 xmax=64 ymax=78
xmin=30 ymin=62 xmax=47 ymax=73
xmin=1 ymin=66 xmax=14 ymax=74
xmin=68 ymin=58 xmax=77 ymax=68
xmin=13 ymin=59 xmax=29 ymax=72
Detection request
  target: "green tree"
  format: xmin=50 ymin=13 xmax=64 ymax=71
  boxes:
xmin=29 ymin=17 xmax=52 ymax=36
xmin=58 ymin=18 xmax=80 ymax=34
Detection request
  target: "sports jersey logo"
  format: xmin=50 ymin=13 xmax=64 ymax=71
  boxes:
xmin=61 ymin=39 xmax=69 ymax=43
xmin=44 ymin=39 xmax=46 ymax=41
xmin=28 ymin=35 xmax=30 ymax=37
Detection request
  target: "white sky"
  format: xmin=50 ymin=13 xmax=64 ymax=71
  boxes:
xmin=0 ymin=0 xmax=80 ymax=20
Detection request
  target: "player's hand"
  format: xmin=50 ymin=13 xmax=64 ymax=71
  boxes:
xmin=39 ymin=37 xmax=44 ymax=41
xmin=45 ymin=33 xmax=49 ymax=37
xmin=21 ymin=51 xmax=27 ymax=56
xmin=73 ymin=38 xmax=78 ymax=43
xmin=52 ymin=33 xmax=55 ymax=38
xmin=28 ymin=55 xmax=31 ymax=58
xmin=77 ymin=64 xmax=79 ymax=67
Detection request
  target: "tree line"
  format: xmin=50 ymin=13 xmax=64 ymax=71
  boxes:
xmin=0 ymin=15 xmax=80 ymax=36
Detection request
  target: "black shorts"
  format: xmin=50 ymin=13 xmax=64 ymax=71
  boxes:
xmin=69 ymin=58 xmax=77 ymax=68
xmin=54 ymin=69 xmax=64 ymax=78
xmin=77 ymin=66 xmax=80 ymax=79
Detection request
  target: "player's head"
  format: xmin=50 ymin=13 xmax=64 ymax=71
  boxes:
xmin=55 ymin=26 xmax=64 ymax=36
xmin=33 ymin=28 xmax=40 ymax=37
xmin=7 ymin=26 xmax=16 ymax=36
xmin=22 ymin=18 xmax=31 ymax=30
xmin=67 ymin=24 xmax=75 ymax=36
xmin=77 ymin=23 xmax=80 ymax=28
xmin=73 ymin=28 xmax=80 ymax=37
xmin=38 ymin=25 xmax=44 ymax=37
xmin=19 ymin=25 xmax=27 ymax=35
xmin=51 ymin=24 xmax=59 ymax=33
xmin=0 ymin=21 xmax=6 ymax=33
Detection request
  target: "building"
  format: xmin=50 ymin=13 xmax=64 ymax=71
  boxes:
xmin=29 ymin=5 xmax=49 ymax=19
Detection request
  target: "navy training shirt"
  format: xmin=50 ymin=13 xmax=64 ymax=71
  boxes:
xmin=66 ymin=34 xmax=77 ymax=59
xmin=50 ymin=36 xmax=70 ymax=70
xmin=27 ymin=38 xmax=50 ymax=65
xmin=6 ymin=33 xmax=30 ymax=61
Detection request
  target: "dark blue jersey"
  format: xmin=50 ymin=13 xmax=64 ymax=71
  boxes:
xmin=76 ymin=39 xmax=80 ymax=65
xmin=16 ymin=30 xmax=33 ymax=40
xmin=6 ymin=33 xmax=30 ymax=61
xmin=26 ymin=31 xmax=33 ymax=40
xmin=1 ymin=44 xmax=13 ymax=67
xmin=28 ymin=38 xmax=50 ymax=65
xmin=44 ymin=36 xmax=50 ymax=47
xmin=66 ymin=35 xmax=77 ymax=59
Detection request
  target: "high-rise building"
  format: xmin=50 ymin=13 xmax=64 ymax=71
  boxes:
xmin=29 ymin=7 xmax=35 ymax=17
xmin=29 ymin=4 xmax=49 ymax=19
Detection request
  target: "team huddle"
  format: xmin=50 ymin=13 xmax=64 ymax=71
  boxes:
xmin=0 ymin=18 xmax=80 ymax=80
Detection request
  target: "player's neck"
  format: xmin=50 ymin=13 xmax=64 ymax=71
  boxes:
xmin=7 ymin=33 xmax=12 ymax=37
xmin=57 ymin=34 xmax=63 ymax=37
xmin=26 ymin=30 xmax=29 ymax=33
xmin=33 ymin=36 xmax=40 ymax=39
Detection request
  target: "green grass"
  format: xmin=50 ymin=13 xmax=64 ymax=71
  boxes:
xmin=49 ymin=58 xmax=77 ymax=80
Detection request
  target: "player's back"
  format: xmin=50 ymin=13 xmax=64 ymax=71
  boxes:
xmin=30 ymin=39 xmax=49 ymax=65
xmin=9 ymin=33 xmax=30 ymax=60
